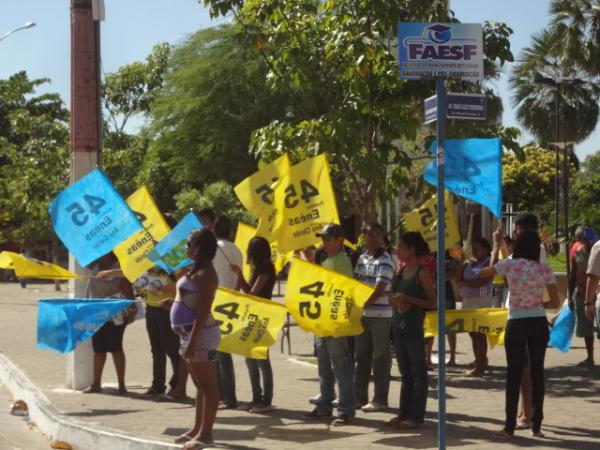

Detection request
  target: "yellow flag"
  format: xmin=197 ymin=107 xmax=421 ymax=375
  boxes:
xmin=234 ymin=222 xmax=290 ymax=279
xmin=234 ymin=154 xmax=290 ymax=218
xmin=403 ymin=191 xmax=460 ymax=252
xmin=0 ymin=251 xmax=80 ymax=280
xmin=424 ymin=308 xmax=507 ymax=347
xmin=114 ymin=186 xmax=171 ymax=282
xmin=212 ymin=287 xmax=288 ymax=359
xmin=285 ymin=257 xmax=373 ymax=337
xmin=234 ymin=222 xmax=255 ymax=281
xmin=264 ymin=155 xmax=339 ymax=253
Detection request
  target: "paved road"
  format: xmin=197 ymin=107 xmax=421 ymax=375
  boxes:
xmin=1 ymin=282 xmax=599 ymax=449
xmin=0 ymin=383 xmax=50 ymax=450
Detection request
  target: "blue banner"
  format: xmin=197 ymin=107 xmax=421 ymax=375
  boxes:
xmin=148 ymin=212 xmax=203 ymax=273
xmin=37 ymin=299 xmax=134 ymax=354
xmin=549 ymin=303 xmax=576 ymax=353
xmin=49 ymin=169 xmax=142 ymax=267
xmin=423 ymin=138 xmax=502 ymax=217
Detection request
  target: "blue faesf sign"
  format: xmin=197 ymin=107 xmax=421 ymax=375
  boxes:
xmin=398 ymin=23 xmax=483 ymax=81
xmin=424 ymin=93 xmax=486 ymax=124
xmin=49 ymin=169 xmax=143 ymax=268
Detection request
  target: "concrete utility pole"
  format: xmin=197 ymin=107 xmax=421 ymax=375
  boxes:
xmin=67 ymin=0 xmax=104 ymax=390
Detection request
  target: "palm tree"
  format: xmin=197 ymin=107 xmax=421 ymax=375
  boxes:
xmin=550 ymin=0 xmax=600 ymax=75
xmin=509 ymin=29 xmax=600 ymax=146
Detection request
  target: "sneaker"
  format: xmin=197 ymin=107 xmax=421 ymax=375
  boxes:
xmin=309 ymin=394 xmax=321 ymax=405
xmin=309 ymin=394 xmax=337 ymax=405
xmin=249 ymin=402 xmax=273 ymax=413
xmin=361 ymin=402 xmax=386 ymax=413
xmin=304 ymin=407 xmax=333 ymax=420
xmin=331 ymin=398 xmax=339 ymax=408
xmin=331 ymin=414 xmax=353 ymax=426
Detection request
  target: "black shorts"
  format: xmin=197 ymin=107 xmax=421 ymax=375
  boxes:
xmin=92 ymin=321 xmax=125 ymax=353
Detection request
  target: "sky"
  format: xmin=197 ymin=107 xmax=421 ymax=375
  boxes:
xmin=1 ymin=0 xmax=598 ymax=160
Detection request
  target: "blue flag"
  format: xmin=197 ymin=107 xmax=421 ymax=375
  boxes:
xmin=49 ymin=169 xmax=143 ymax=267
xmin=423 ymin=138 xmax=502 ymax=217
xmin=37 ymin=299 xmax=134 ymax=354
xmin=148 ymin=212 xmax=203 ymax=273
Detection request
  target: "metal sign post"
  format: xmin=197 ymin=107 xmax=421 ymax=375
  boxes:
xmin=398 ymin=22 xmax=484 ymax=450
xmin=435 ymin=77 xmax=447 ymax=450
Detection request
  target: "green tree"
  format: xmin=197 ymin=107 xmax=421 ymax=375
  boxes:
xmin=570 ymin=151 xmax=600 ymax=230
xmin=201 ymin=0 xmax=515 ymax=222
xmin=509 ymin=29 xmax=600 ymax=146
xmin=140 ymin=25 xmax=289 ymax=211
xmin=101 ymin=43 xmax=171 ymax=196
xmin=503 ymin=146 xmax=575 ymax=225
xmin=174 ymin=181 xmax=254 ymax=224
xmin=0 ymin=72 xmax=69 ymax=245
xmin=550 ymin=0 xmax=600 ymax=76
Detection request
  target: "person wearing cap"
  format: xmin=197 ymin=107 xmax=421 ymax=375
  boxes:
xmin=304 ymin=224 xmax=356 ymax=425
xmin=353 ymin=221 xmax=395 ymax=412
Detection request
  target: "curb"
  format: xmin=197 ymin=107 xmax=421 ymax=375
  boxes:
xmin=0 ymin=353 xmax=178 ymax=450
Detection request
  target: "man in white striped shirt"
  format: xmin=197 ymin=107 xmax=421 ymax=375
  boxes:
xmin=353 ymin=221 xmax=395 ymax=412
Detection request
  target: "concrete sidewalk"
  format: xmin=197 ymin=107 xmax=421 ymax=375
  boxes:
xmin=1 ymin=282 xmax=599 ymax=449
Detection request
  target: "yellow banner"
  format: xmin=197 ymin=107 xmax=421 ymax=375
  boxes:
xmin=234 ymin=154 xmax=290 ymax=218
xmin=234 ymin=222 xmax=290 ymax=279
xmin=424 ymin=308 xmax=507 ymax=347
xmin=285 ymin=257 xmax=373 ymax=337
xmin=264 ymin=155 xmax=339 ymax=253
xmin=134 ymin=269 xmax=174 ymax=307
xmin=0 ymin=251 xmax=80 ymax=280
xmin=212 ymin=287 xmax=288 ymax=359
xmin=403 ymin=191 xmax=460 ymax=252
xmin=114 ymin=186 xmax=171 ymax=282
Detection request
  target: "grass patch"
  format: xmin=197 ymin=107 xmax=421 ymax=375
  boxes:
xmin=546 ymin=252 xmax=567 ymax=273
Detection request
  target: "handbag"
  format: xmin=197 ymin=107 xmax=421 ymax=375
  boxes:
xmin=123 ymin=303 xmax=138 ymax=325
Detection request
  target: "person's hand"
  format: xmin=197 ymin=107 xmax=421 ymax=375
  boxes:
xmin=389 ymin=293 xmax=412 ymax=312
xmin=183 ymin=344 xmax=195 ymax=361
xmin=230 ymin=264 xmax=242 ymax=276
xmin=159 ymin=298 xmax=174 ymax=310
xmin=493 ymin=227 xmax=504 ymax=245
xmin=585 ymin=303 xmax=595 ymax=321
xmin=96 ymin=270 xmax=116 ymax=279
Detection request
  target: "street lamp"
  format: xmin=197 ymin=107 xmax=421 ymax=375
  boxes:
xmin=0 ymin=21 xmax=36 ymax=44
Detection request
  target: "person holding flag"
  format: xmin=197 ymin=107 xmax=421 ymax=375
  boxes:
xmin=231 ymin=237 xmax=277 ymax=413
xmin=303 ymin=224 xmax=356 ymax=425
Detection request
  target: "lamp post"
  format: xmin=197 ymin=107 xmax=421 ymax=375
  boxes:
xmin=0 ymin=21 xmax=35 ymax=43
xmin=533 ymin=74 xmax=579 ymax=289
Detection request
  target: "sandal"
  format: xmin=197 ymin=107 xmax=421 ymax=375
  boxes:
xmin=183 ymin=439 xmax=213 ymax=449
xmin=174 ymin=433 xmax=195 ymax=444
xmin=82 ymin=385 xmax=102 ymax=394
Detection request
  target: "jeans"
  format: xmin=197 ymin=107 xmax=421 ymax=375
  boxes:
xmin=316 ymin=336 xmax=355 ymax=416
xmin=354 ymin=317 xmax=392 ymax=405
xmin=504 ymin=317 xmax=549 ymax=433
xmin=145 ymin=306 xmax=181 ymax=391
xmin=393 ymin=328 xmax=428 ymax=423
xmin=216 ymin=351 xmax=236 ymax=404
xmin=246 ymin=353 xmax=273 ymax=405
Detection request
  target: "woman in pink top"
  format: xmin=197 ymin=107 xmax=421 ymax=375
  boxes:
xmin=478 ymin=230 xmax=559 ymax=438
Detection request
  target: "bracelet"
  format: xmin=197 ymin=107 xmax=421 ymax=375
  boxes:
xmin=584 ymin=302 xmax=593 ymax=306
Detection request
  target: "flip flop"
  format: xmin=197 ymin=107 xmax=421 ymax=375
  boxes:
xmin=174 ymin=433 xmax=195 ymax=444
